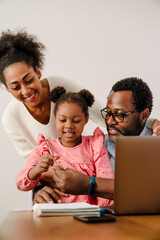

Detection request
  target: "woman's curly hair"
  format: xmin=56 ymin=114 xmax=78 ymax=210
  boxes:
xmin=51 ymin=86 xmax=95 ymax=117
xmin=0 ymin=29 xmax=45 ymax=85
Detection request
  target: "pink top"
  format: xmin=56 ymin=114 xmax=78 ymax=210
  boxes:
xmin=16 ymin=127 xmax=114 ymax=206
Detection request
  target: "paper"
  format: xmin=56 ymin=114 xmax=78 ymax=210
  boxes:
xmin=33 ymin=202 xmax=100 ymax=217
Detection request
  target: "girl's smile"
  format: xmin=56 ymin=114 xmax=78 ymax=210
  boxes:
xmin=55 ymin=102 xmax=88 ymax=148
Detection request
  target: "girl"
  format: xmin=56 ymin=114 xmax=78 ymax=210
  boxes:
xmin=16 ymin=87 xmax=114 ymax=206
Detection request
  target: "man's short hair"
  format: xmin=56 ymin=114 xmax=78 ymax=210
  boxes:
xmin=111 ymin=77 xmax=153 ymax=113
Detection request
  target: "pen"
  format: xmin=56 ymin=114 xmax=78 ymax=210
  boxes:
xmin=48 ymin=145 xmax=57 ymax=165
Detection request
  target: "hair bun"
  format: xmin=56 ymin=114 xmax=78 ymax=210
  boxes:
xmin=50 ymin=86 xmax=66 ymax=103
xmin=79 ymin=89 xmax=95 ymax=107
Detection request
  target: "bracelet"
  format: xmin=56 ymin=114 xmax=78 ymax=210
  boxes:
xmin=88 ymin=176 xmax=95 ymax=196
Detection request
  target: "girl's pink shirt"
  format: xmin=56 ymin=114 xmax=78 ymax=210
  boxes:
xmin=16 ymin=127 xmax=114 ymax=207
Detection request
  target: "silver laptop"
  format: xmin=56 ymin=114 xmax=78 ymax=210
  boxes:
xmin=109 ymin=136 xmax=160 ymax=215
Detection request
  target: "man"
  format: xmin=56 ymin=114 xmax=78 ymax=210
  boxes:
xmin=102 ymin=77 xmax=153 ymax=172
xmin=33 ymin=77 xmax=158 ymax=203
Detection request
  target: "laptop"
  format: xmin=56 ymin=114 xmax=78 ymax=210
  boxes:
xmin=108 ymin=136 xmax=160 ymax=215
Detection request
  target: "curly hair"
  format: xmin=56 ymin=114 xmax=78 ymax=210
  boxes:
xmin=50 ymin=86 xmax=95 ymax=117
xmin=0 ymin=29 xmax=45 ymax=85
xmin=111 ymin=77 xmax=153 ymax=113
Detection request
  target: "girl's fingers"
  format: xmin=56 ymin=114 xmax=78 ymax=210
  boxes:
xmin=53 ymin=155 xmax=60 ymax=160
xmin=52 ymin=164 xmax=66 ymax=170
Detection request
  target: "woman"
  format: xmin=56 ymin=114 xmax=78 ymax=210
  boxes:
xmin=0 ymin=30 xmax=104 ymax=161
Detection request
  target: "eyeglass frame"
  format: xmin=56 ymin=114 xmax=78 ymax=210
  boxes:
xmin=100 ymin=108 xmax=139 ymax=123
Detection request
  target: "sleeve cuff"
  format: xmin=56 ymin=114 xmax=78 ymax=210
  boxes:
xmin=146 ymin=118 xmax=155 ymax=129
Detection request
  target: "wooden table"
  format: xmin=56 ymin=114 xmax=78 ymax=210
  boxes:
xmin=0 ymin=211 xmax=160 ymax=240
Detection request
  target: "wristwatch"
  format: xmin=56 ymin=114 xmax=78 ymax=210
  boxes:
xmin=88 ymin=176 xmax=95 ymax=196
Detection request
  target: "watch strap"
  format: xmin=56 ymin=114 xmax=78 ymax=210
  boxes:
xmin=88 ymin=176 xmax=95 ymax=196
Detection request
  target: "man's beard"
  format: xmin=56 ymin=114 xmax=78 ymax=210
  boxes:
xmin=107 ymin=117 xmax=144 ymax=143
xmin=123 ymin=118 xmax=144 ymax=136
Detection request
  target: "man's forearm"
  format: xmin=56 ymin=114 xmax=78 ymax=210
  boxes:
xmin=37 ymin=167 xmax=114 ymax=200
xmin=94 ymin=178 xmax=114 ymax=200
xmin=59 ymin=171 xmax=114 ymax=200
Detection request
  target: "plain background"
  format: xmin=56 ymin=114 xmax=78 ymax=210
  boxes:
xmin=0 ymin=0 xmax=160 ymax=224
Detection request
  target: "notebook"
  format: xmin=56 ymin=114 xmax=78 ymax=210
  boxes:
xmin=33 ymin=202 xmax=101 ymax=217
xmin=109 ymin=136 xmax=160 ymax=215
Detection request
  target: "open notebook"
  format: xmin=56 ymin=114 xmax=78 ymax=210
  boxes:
xmin=33 ymin=202 xmax=101 ymax=217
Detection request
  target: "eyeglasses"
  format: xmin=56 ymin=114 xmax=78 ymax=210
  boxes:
xmin=100 ymin=108 xmax=139 ymax=123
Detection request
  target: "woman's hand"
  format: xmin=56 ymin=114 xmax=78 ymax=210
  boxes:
xmin=152 ymin=119 xmax=160 ymax=136
xmin=33 ymin=185 xmax=68 ymax=204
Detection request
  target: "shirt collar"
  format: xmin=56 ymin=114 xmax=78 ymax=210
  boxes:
xmin=105 ymin=124 xmax=153 ymax=157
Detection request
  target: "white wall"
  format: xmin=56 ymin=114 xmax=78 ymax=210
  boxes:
xmin=0 ymin=0 xmax=160 ymax=223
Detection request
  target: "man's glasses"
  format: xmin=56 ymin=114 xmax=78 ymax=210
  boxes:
xmin=100 ymin=108 xmax=138 ymax=123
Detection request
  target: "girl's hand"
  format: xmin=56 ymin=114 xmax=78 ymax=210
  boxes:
xmin=35 ymin=154 xmax=54 ymax=174
xmin=40 ymin=167 xmax=58 ymax=188
xmin=28 ymin=154 xmax=57 ymax=180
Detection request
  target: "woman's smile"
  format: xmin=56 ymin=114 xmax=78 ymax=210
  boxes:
xmin=24 ymin=91 xmax=37 ymax=102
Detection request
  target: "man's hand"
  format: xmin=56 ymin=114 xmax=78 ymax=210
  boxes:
xmin=152 ymin=119 xmax=160 ymax=136
xmin=33 ymin=185 xmax=68 ymax=204
xmin=52 ymin=165 xmax=90 ymax=195
xmin=52 ymin=165 xmax=114 ymax=200
xmin=40 ymin=167 xmax=57 ymax=188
